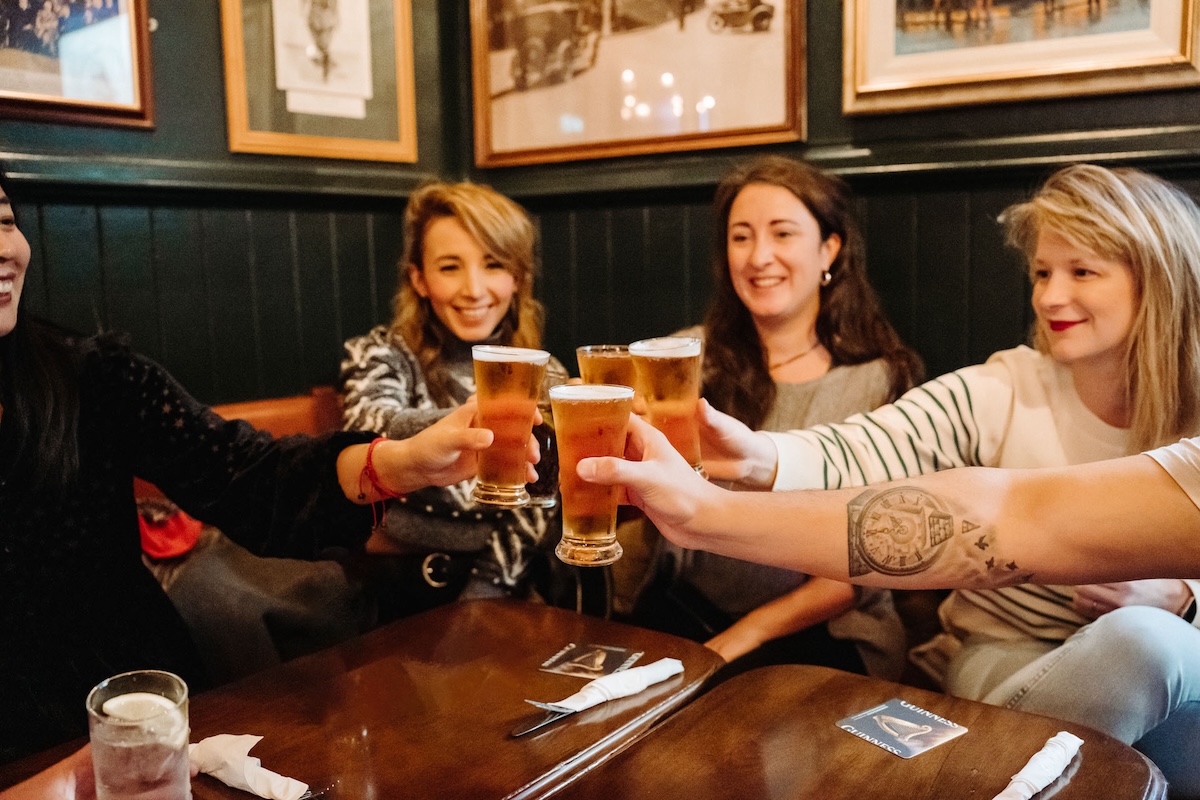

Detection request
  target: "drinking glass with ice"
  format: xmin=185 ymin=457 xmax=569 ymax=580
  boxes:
xmin=86 ymin=669 xmax=191 ymax=800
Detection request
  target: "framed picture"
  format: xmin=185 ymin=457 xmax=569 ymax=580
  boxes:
xmin=845 ymin=0 xmax=1200 ymax=114
xmin=0 ymin=0 xmax=153 ymax=128
xmin=219 ymin=0 xmax=417 ymax=162
xmin=471 ymin=0 xmax=806 ymax=167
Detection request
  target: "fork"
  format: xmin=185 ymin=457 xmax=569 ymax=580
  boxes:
xmin=525 ymin=699 xmax=576 ymax=714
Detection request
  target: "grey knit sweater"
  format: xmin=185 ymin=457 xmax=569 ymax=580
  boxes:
xmin=339 ymin=325 xmax=568 ymax=595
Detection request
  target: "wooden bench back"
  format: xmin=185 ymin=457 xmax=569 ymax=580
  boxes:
xmin=210 ymin=386 xmax=342 ymax=438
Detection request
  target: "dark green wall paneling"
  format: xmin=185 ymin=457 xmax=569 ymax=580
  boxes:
xmin=966 ymin=188 xmax=1033 ymax=368
xmin=40 ymin=204 xmax=103 ymax=333
xmin=203 ymin=208 xmax=261 ymax=401
xmin=150 ymin=207 xmax=212 ymax=397
xmin=532 ymin=200 xmax=716 ymax=372
xmin=293 ymin=211 xmax=344 ymax=391
xmin=8 ymin=194 xmax=404 ymax=404
xmin=3 ymin=1 xmax=1200 ymax=402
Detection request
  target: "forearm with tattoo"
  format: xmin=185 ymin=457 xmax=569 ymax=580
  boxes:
xmin=847 ymin=485 xmax=1034 ymax=588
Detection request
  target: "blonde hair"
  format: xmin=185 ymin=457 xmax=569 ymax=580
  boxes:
xmin=1002 ymin=163 xmax=1200 ymax=452
xmin=391 ymin=181 xmax=545 ymax=404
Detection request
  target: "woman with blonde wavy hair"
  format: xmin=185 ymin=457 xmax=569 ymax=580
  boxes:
xmin=686 ymin=162 xmax=1200 ymax=795
xmin=340 ymin=181 xmax=567 ymax=619
xmin=391 ymin=180 xmax=548 ymax=404
xmin=1004 ymin=164 xmax=1200 ymax=453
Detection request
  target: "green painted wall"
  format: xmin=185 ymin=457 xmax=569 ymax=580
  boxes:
xmin=2 ymin=1 xmax=1199 ymax=400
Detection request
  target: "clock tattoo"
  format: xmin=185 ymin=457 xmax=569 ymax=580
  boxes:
xmin=847 ymin=486 xmax=956 ymax=577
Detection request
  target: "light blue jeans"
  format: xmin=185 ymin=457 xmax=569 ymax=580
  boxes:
xmin=945 ymin=606 xmax=1200 ymax=799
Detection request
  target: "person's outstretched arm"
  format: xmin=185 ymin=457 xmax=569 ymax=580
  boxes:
xmin=704 ymin=578 xmax=857 ymax=663
xmin=0 ymin=746 xmax=94 ymax=800
xmin=694 ymin=399 xmax=781 ymax=489
xmin=578 ymin=415 xmax=1200 ymax=589
xmin=0 ymin=744 xmax=207 ymax=800
xmin=336 ymin=399 xmax=530 ymax=502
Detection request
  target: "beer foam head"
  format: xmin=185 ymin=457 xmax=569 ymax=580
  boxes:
xmin=576 ymin=344 xmax=629 ymax=356
xmin=472 ymin=345 xmax=550 ymax=364
xmin=628 ymin=337 xmax=701 ymax=358
xmin=550 ymin=384 xmax=634 ymax=401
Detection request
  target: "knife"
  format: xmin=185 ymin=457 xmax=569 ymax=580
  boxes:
xmin=510 ymin=702 xmax=577 ymax=737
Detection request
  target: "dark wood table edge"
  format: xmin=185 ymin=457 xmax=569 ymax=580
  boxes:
xmin=510 ymin=673 xmax=716 ymax=800
xmin=0 ymin=601 xmax=726 ymax=796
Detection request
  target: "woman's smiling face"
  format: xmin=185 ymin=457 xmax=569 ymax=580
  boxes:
xmin=1031 ymin=228 xmax=1138 ymax=375
xmin=725 ymin=183 xmax=840 ymax=328
xmin=0 ymin=188 xmax=31 ymax=338
xmin=409 ymin=215 xmax=517 ymax=343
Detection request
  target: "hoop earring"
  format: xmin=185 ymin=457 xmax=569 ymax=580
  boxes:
xmin=820 ymin=270 xmax=832 ymax=287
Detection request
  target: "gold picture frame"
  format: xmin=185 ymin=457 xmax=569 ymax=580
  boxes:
xmin=219 ymin=0 xmax=417 ymax=162
xmin=0 ymin=0 xmax=153 ymax=128
xmin=471 ymin=0 xmax=806 ymax=168
xmin=845 ymin=0 xmax=1200 ymax=114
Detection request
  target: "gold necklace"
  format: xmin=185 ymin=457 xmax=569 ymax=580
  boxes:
xmin=768 ymin=339 xmax=820 ymax=371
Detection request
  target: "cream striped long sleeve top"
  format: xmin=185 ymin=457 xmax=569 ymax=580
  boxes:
xmin=766 ymin=345 xmax=1183 ymax=645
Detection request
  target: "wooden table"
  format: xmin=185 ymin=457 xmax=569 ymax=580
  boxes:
xmin=555 ymin=664 xmax=1167 ymax=799
xmin=175 ymin=598 xmax=720 ymax=799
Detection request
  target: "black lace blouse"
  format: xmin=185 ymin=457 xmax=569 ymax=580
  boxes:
xmin=0 ymin=337 xmax=374 ymax=764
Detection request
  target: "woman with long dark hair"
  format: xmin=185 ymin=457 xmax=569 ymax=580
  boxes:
xmin=0 ymin=171 xmax=499 ymax=767
xmin=632 ymin=156 xmax=923 ymax=681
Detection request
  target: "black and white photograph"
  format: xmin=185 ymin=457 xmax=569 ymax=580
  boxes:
xmin=219 ymin=0 xmax=417 ymax=161
xmin=471 ymin=0 xmax=804 ymax=166
xmin=271 ymin=0 xmax=373 ymax=116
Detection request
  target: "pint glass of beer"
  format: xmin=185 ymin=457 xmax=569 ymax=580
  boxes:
xmin=550 ymin=384 xmax=634 ymax=566
xmin=629 ymin=336 xmax=704 ymax=474
xmin=576 ymin=344 xmax=636 ymax=388
xmin=87 ymin=670 xmax=190 ymax=800
xmin=472 ymin=345 xmax=550 ymax=507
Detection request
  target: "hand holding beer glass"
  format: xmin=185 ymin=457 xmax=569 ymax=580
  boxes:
xmin=550 ymin=384 xmax=635 ymax=566
xmin=629 ymin=336 xmax=705 ymax=475
xmin=86 ymin=669 xmax=190 ymax=800
xmin=472 ymin=345 xmax=549 ymax=507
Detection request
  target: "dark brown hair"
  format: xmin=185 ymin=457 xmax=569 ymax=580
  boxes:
xmin=0 ymin=168 xmax=81 ymax=493
xmin=703 ymin=156 xmax=923 ymax=428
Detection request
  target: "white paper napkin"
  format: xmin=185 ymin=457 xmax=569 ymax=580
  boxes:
xmin=551 ymin=657 xmax=684 ymax=713
xmin=189 ymin=734 xmax=308 ymax=800
xmin=991 ymin=731 xmax=1084 ymax=800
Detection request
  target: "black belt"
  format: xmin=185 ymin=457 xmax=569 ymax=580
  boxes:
xmin=419 ymin=552 xmax=463 ymax=588
xmin=356 ymin=550 xmax=475 ymax=623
